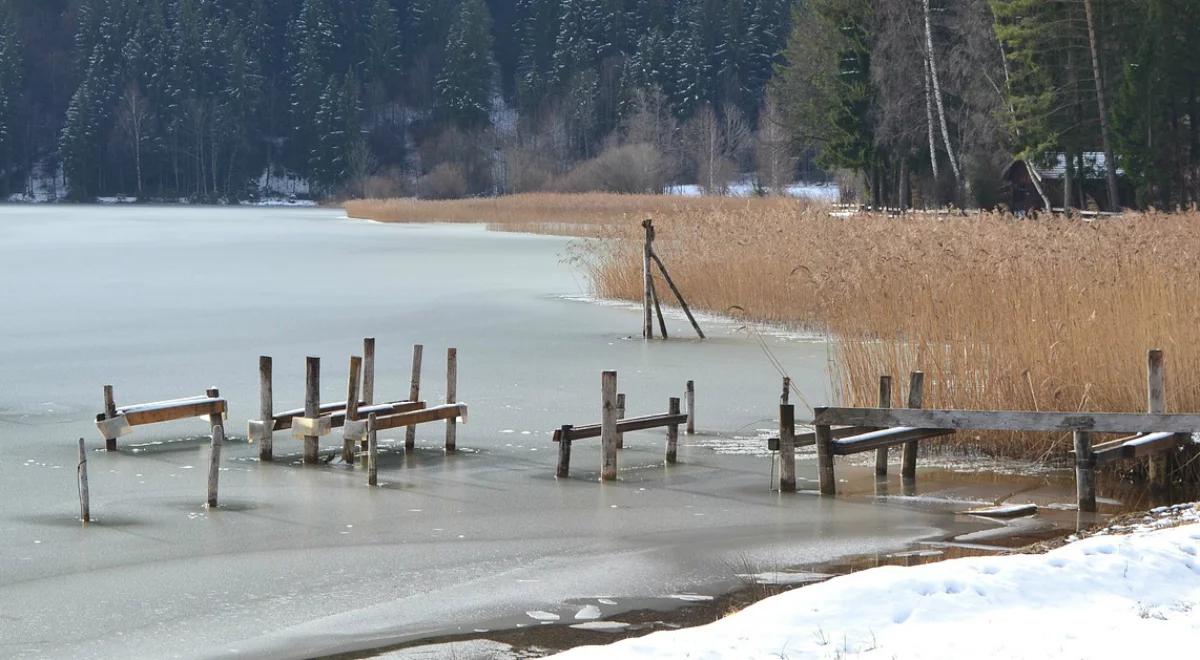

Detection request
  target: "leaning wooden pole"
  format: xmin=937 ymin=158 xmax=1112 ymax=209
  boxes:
xmin=875 ymin=375 xmax=892 ymax=476
xmin=77 ymin=438 xmax=90 ymax=523
xmin=207 ymin=425 xmax=223 ymax=508
xmin=405 ymin=344 xmax=423 ymax=451
xmin=901 ymin=372 xmax=925 ymax=479
xmin=259 ymin=356 xmax=274 ymax=461
xmin=362 ymin=337 xmax=376 ymax=406
xmin=779 ymin=403 xmax=796 ymax=492
xmin=344 ymin=355 xmax=362 ymax=464
xmin=445 ymin=347 xmax=457 ymax=453
xmin=650 ymin=274 xmax=669 ymax=339
xmin=601 ymin=371 xmax=618 ymax=481
xmin=642 ymin=219 xmax=654 ymax=339
xmin=303 ymin=357 xmax=320 ymax=465
xmin=648 ymin=249 xmax=705 ymax=339
xmin=1147 ymin=349 xmax=1168 ymax=488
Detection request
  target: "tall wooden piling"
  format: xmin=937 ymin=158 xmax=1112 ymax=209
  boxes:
xmin=304 ymin=357 xmax=320 ymax=464
xmin=779 ymin=403 xmax=796 ymax=492
xmin=601 ymin=371 xmax=618 ymax=481
xmin=686 ymin=380 xmax=695 ymax=435
xmin=1147 ymin=349 xmax=1168 ymax=488
xmin=362 ymin=337 xmax=376 ymax=406
xmin=405 ymin=344 xmax=423 ymax=451
xmin=875 ymin=375 xmax=893 ymax=476
xmin=901 ymin=372 xmax=925 ymax=479
xmin=103 ymin=385 xmax=117 ymax=451
xmin=815 ymin=422 xmax=835 ymax=495
xmin=445 ymin=348 xmax=458 ymax=453
xmin=1074 ymin=430 xmax=1096 ymax=512
xmin=344 ymin=355 xmax=362 ymax=464
xmin=556 ymin=425 xmax=573 ymax=478
xmin=642 ymin=220 xmax=654 ymax=339
xmin=77 ymin=438 xmax=90 ymax=523
xmin=208 ymin=425 xmax=223 ymax=507
xmin=259 ymin=356 xmax=273 ymax=461
xmin=367 ymin=413 xmax=379 ymax=486
xmin=616 ymin=393 xmax=626 ymax=449
xmin=666 ymin=397 xmax=681 ymax=464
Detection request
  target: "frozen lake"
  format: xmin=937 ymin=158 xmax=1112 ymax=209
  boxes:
xmin=0 ymin=206 xmax=1073 ymax=659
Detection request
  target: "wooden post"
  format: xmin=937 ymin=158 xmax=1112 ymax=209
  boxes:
xmin=686 ymin=380 xmax=695 ymax=435
xmin=205 ymin=387 xmax=222 ymax=429
xmin=344 ymin=355 xmax=362 ymax=464
xmin=367 ymin=413 xmax=378 ymax=486
xmin=259 ymin=356 xmax=273 ymax=461
xmin=304 ymin=357 xmax=320 ymax=465
xmin=601 ymin=371 xmax=618 ymax=481
xmin=875 ymin=376 xmax=893 ymax=476
xmin=642 ymin=219 xmax=654 ymax=339
xmin=1074 ymin=431 xmax=1096 ymax=513
xmin=207 ymin=425 xmax=223 ymax=508
xmin=666 ymin=397 xmax=680 ymax=464
xmin=445 ymin=348 xmax=457 ymax=453
xmin=1147 ymin=349 xmax=1168 ymax=488
xmin=362 ymin=337 xmax=376 ymax=406
xmin=781 ymin=377 xmax=790 ymax=405
xmin=616 ymin=393 xmax=626 ymax=449
xmin=815 ymin=423 xmax=835 ymax=495
xmin=103 ymin=385 xmax=117 ymax=451
xmin=405 ymin=344 xmax=423 ymax=451
xmin=901 ymin=372 xmax=925 ymax=479
xmin=556 ymin=425 xmax=573 ymax=478
xmin=77 ymin=438 xmax=90 ymax=523
xmin=780 ymin=404 xmax=796 ymax=492
xmin=650 ymin=275 xmax=669 ymax=339
xmin=649 ymin=249 xmax=706 ymax=339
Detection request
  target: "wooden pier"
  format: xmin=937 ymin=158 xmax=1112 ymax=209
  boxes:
xmin=95 ymin=386 xmax=227 ymax=450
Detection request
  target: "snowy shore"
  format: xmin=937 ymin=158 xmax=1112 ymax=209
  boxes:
xmin=550 ymin=503 xmax=1200 ymax=659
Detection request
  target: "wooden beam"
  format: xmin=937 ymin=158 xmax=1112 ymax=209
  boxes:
xmin=649 ymin=248 xmax=705 ymax=339
xmin=207 ymin=425 xmax=223 ymax=508
xmin=686 ymin=380 xmax=695 ymax=435
xmin=874 ymin=376 xmax=892 ymax=476
xmin=123 ymin=399 xmax=226 ymax=426
xmin=406 ymin=344 xmax=423 ymax=451
xmin=551 ymin=412 xmax=691 ymax=441
xmin=666 ymin=397 xmax=680 ymax=464
xmin=259 ymin=356 xmax=273 ymax=461
xmin=556 ymin=425 xmax=573 ymax=478
xmin=344 ymin=356 xmax=362 ymax=464
xmin=367 ymin=403 xmax=467 ymax=432
xmin=814 ymin=407 xmax=1200 ymax=434
xmin=834 ymin=427 xmax=954 ymax=455
xmin=77 ymin=438 xmax=89 ymax=523
xmin=103 ymin=385 xmax=118 ymax=450
xmin=793 ymin=425 xmax=879 ymax=447
xmin=1147 ymin=349 xmax=1169 ymax=488
xmin=1074 ymin=430 xmax=1096 ymax=513
xmin=303 ymin=357 xmax=320 ymax=464
xmin=367 ymin=413 xmax=378 ymax=486
xmin=815 ymin=424 xmax=835 ymax=495
xmin=1095 ymin=432 xmax=1183 ymax=465
xmin=445 ymin=347 xmax=457 ymax=452
xmin=615 ymin=393 xmax=626 ymax=449
xmin=901 ymin=372 xmax=925 ymax=479
xmin=362 ymin=338 xmax=376 ymax=406
xmin=779 ymin=404 xmax=796 ymax=492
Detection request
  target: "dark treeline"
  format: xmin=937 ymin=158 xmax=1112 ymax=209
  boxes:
xmin=776 ymin=0 xmax=1200 ymax=210
xmin=0 ymin=0 xmax=795 ymax=201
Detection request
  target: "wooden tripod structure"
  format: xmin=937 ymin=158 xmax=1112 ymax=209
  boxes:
xmin=641 ymin=219 xmax=704 ymax=340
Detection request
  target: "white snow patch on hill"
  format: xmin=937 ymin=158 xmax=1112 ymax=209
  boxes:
xmin=553 ymin=514 xmax=1200 ymax=659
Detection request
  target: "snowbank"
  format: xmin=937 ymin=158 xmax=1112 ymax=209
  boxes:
xmin=554 ymin=509 xmax=1200 ymax=659
xmin=665 ymin=181 xmax=839 ymax=201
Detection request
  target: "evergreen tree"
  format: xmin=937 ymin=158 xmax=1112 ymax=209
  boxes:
xmin=0 ymin=0 xmax=22 ymax=192
xmin=434 ymin=0 xmax=495 ymax=128
xmin=310 ymin=73 xmax=365 ymax=194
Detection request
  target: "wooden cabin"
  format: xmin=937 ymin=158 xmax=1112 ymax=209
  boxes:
xmin=1002 ymin=152 xmax=1131 ymax=213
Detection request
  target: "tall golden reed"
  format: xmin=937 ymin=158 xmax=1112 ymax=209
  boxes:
xmin=349 ymin=194 xmax=1200 ymax=459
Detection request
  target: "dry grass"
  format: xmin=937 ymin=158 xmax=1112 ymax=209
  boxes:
xmin=348 ymin=193 xmax=1200 ymax=460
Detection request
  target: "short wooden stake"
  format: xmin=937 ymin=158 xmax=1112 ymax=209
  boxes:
xmin=1074 ymin=431 xmax=1096 ymax=513
xmin=362 ymin=337 xmax=376 ymax=406
xmin=367 ymin=413 xmax=379 ymax=486
xmin=815 ymin=423 xmax=835 ymax=495
xmin=875 ymin=375 xmax=892 ymax=476
xmin=344 ymin=355 xmax=362 ymax=464
xmin=666 ymin=397 xmax=680 ymax=464
xmin=445 ymin=347 xmax=457 ymax=453
xmin=77 ymin=438 xmax=90 ymax=523
xmin=304 ymin=357 xmax=320 ymax=465
xmin=642 ymin=219 xmax=654 ymax=339
xmin=601 ymin=371 xmax=618 ymax=481
xmin=1147 ymin=349 xmax=1169 ymax=488
xmin=780 ymin=403 xmax=796 ymax=492
xmin=259 ymin=356 xmax=274 ymax=461
xmin=207 ymin=425 xmax=223 ymax=508
xmin=103 ymin=385 xmax=117 ymax=451
xmin=686 ymin=380 xmax=695 ymax=435
xmin=556 ymin=425 xmax=573 ymax=478
xmin=406 ymin=344 xmax=423 ymax=451
xmin=901 ymin=372 xmax=925 ymax=479
xmin=616 ymin=393 xmax=626 ymax=449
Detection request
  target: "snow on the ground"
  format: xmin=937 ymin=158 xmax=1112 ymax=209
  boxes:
xmin=665 ymin=181 xmax=839 ymax=201
xmin=553 ymin=506 xmax=1200 ymax=659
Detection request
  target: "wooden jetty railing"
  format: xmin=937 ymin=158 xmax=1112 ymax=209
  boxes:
xmin=95 ymin=385 xmax=227 ymax=450
xmin=553 ymin=371 xmax=691 ymax=479
xmin=806 ymin=350 xmax=1195 ymax=511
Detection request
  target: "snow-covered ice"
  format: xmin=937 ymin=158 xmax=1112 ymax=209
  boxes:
xmin=554 ymin=515 xmax=1200 ymax=659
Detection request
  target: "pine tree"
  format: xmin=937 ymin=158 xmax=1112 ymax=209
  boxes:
xmin=515 ymin=0 xmax=560 ymax=113
xmin=310 ymin=73 xmax=365 ymax=194
xmin=364 ymin=0 xmax=402 ymax=107
xmin=434 ymin=0 xmax=495 ymax=128
xmin=0 ymin=0 xmax=22 ymax=192
xmin=289 ymin=0 xmax=339 ymax=175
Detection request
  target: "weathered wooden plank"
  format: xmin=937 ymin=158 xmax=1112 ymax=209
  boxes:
xmin=123 ymin=399 xmax=226 ymax=426
xmin=901 ymin=372 xmax=925 ymax=478
xmin=118 ymin=395 xmax=213 ymax=413
xmin=551 ymin=413 xmax=691 ymax=441
xmin=368 ymin=403 xmax=467 ymax=432
xmin=601 ymin=371 xmax=618 ymax=481
xmin=272 ymin=400 xmax=368 ymax=430
xmin=793 ymin=425 xmax=879 ymax=448
xmin=406 ymin=344 xmax=423 ymax=451
xmin=815 ymin=424 xmax=835 ymax=495
xmin=874 ymin=375 xmax=892 ymax=476
xmin=344 ymin=356 xmax=362 ymax=464
xmin=814 ymin=407 xmax=1200 ymax=434
xmin=1095 ymin=431 xmax=1182 ymax=465
xmin=832 ymin=427 xmax=955 ymax=455
xmin=1074 ymin=430 xmax=1096 ymax=512
xmin=1147 ymin=349 xmax=1169 ymax=487
xmin=362 ymin=337 xmax=376 ymax=406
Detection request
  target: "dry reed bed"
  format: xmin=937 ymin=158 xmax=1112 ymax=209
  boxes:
xmin=349 ymin=194 xmax=1200 ymax=460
